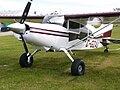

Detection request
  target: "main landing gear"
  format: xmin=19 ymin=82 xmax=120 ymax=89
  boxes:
xmin=60 ymin=48 xmax=85 ymax=76
xmin=20 ymin=34 xmax=85 ymax=76
xmin=71 ymin=59 xmax=85 ymax=76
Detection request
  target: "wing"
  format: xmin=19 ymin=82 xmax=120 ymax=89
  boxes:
xmin=64 ymin=12 xmax=120 ymax=19
xmin=1 ymin=12 xmax=120 ymax=19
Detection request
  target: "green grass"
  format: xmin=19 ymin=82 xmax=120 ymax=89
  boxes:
xmin=0 ymin=28 xmax=120 ymax=90
xmin=0 ymin=19 xmax=42 ymax=24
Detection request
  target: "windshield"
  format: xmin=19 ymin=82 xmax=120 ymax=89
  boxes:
xmin=42 ymin=15 xmax=65 ymax=26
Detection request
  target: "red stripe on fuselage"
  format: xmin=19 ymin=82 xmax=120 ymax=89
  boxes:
xmin=30 ymin=27 xmax=68 ymax=34
xmin=30 ymin=27 xmax=69 ymax=37
xmin=30 ymin=31 xmax=69 ymax=37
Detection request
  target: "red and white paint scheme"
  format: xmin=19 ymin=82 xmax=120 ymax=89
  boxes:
xmin=6 ymin=0 xmax=120 ymax=76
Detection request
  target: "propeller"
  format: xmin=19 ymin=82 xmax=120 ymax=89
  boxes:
xmin=8 ymin=0 xmax=32 ymax=34
xmin=7 ymin=0 xmax=33 ymax=54
xmin=20 ymin=0 xmax=32 ymax=24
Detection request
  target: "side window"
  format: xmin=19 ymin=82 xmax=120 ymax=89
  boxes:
xmin=69 ymin=32 xmax=87 ymax=41
xmin=68 ymin=20 xmax=92 ymax=41
xmin=78 ymin=32 xmax=87 ymax=40
xmin=69 ymin=21 xmax=79 ymax=29
xmin=69 ymin=33 xmax=78 ymax=41
xmin=69 ymin=26 xmax=92 ymax=41
xmin=79 ymin=27 xmax=92 ymax=40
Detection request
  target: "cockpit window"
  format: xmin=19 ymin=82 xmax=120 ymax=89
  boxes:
xmin=69 ymin=21 xmax=80 ymax=29
xmin=42 ymin=15 xmax=65 ymax=26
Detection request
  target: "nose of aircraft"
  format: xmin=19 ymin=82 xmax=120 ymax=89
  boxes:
xmin=7 ymin=23 xmax=26 ymax=34
xmin=7 ymin=0 xmax=32 ymax=34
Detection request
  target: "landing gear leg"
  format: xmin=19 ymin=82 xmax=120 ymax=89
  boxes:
xmin=60 ymin=48 xmax=85 ymax=76
xmin=19 ymin=34 xmax=40 ymax=67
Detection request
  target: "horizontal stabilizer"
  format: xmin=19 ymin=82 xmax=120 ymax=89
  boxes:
xmin=103 ymin=38 xmax=120 ymax=44
xmin=93 ymin=24 xmax=113 ymax=37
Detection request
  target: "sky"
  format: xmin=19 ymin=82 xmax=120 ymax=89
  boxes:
xmin=0 ymin=0 xmax=120 ymax=15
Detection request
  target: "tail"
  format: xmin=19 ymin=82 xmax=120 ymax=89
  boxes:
xmin=93 ymin=24 xmax=113 ymax=39
xmin=95 ymin=24 xmax=113 ymax=46
xmin=86 ymin=24 xmax=113 ymax=46
xmin=103 ymin=30 xmax=112 ymax=38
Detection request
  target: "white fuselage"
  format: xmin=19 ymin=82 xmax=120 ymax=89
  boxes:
xmin=23 ymin=22 xmax=104 ymax=51
xmin=24 ymin=22 xmax=69 ymax=51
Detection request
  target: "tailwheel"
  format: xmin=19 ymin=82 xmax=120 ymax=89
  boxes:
xmin=104 ymin=45 xmax=109 ymax=53
xmin=71 ymin=59 xmax=85 ymax=76
xmin=19 ymin=53 xmax=33 ymax=68
xmin=104 ymin=49 xmax=108 ymax=53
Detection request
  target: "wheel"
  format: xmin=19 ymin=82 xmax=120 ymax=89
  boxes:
xmin=19 ymin=53 xmax=33 ymax=68
xmin=71 ymin=59 xmax=85 ymax=76
xmin=104 ymin=49 xmax=108 ymax=53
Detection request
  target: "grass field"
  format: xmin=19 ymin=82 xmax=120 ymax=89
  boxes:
xmin=0 ymin=27 xmax=120 ymax=90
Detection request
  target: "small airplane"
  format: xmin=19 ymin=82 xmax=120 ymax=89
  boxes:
xmin=2 ymin=0 xmax=120 ymax=76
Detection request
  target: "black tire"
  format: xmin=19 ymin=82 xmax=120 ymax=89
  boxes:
xmin=71 ymin=59 xmax=85 ymax=76
xmin=19 ymin=53 xmax=33 ymax=68
xmin=104 ymin=49 xmax=108 ymax=53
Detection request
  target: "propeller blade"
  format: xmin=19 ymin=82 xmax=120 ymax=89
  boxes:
xmin=20 ymin=0 xmax=33 ymax=24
